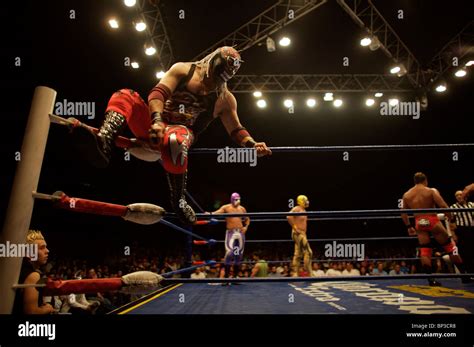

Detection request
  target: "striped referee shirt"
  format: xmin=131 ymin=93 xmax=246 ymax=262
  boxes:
xmin=450 ymin=202 xmax=474 ymax=227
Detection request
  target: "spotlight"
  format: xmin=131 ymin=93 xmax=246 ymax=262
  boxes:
xmin=135 ymin=21 xmax=146 ymax=32
xmin=253 ymin=91 xmax=262 ymax=98
xmin=465 ymin=60 xmax=474 ymax=67
xmin=156 ymin=70 xmax=165 ymax=79
xmin=283 ymin=99 xmax=293 ymax=108
xmin=369 ymin=36 xmax=381 ymax=51
xmin=279 ymin=37 xmax=291 ymax=47
xmin=108 ymin=19 xmax=119 ymax=29
xmin=333 ymin=99 xmax=343 ymax=108
xmin=266 ymin=37 xmax=276 ymax=52
xmin=365 ymin=98 xmax=375 ymax=107
xmin=131 ymin=62 xmax=139 ymax=69
xmin=454 ymin=68 xmax=467 ymax=78
xmin=360 ymin=37 xmax=372 ymax=47
xmin=306 ymin=98 xmax=317 ymax=107
xmin=323 ymin=92 xmax=334 ymax=101
xmin=124 ymin=0 xmax=136 ymax=7
xmin=256 ymin=99 xmax=267 ymax=108
xmin=388 ymin=98 xmax=399 ymax=106
xmin=145 ymin=46 xmax=156 ymax=56
xmin=435 ymin=83 xmax=447 ymax=93
xmin=390 ymin=65 xmax=401 ymax=74
xmin=374 ymin=92 xmax=383 ymax=98
xmin=396 ymin=64 xmax=407 ymax=77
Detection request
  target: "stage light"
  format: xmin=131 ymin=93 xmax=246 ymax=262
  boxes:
xmin=108 ymin=19 xmax=119 ymax=29
xmin=306 ymin=98 xmax=317 ymax=107
xmin=333 ymin=99 xmax=343 ymax=108
xmin=283 ymin=99 xmax=293 ymax=108
xmin=279 ymin=37 xmax=291 ymax=47
xmin=256 ymin=99 xmax=267 ymax=108
xmin=135 ymin=21 xmax=146 ymax=32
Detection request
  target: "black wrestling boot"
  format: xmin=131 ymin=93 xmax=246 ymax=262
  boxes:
xmin=166 ymin=171 xmax=196 ymax=225
xmin=71 ymin=111 xmax=126 ymax=168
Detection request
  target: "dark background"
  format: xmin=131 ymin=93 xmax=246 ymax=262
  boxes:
xmin=0 ymin=0 xmax=473 ymax=259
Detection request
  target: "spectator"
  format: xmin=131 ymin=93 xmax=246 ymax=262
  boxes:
xmin=191 ymin=268 xmax=206 ymax=279
xmin=326 ymin=263 xmax=342 ymax=276
xmin=342 ymin=262 xmax=360 ymax=276
xmin=389 ymin=264 xmax=402 ymax=275
xmin=371 ymin=262 xmax=387 ymax=276
xmin=268 ymin=266 xmax=280 ymax=277
xmin=400 ymin=261 xmax=409 ymax=274
xmin=85 ymin=268 xmax=115 ymax=313
xmin=360 ymin=266 xmax=368 ymax=276
xmin=311 ymin=263 xmax=325 ymax=277
xmin=251 ymin=252 xmax=268 ymax=277
xmin=13 ymin=230 xmax=55 ymax=314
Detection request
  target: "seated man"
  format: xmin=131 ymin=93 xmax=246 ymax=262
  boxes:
xmin=13 ymin=230 xmax=55 ymax=314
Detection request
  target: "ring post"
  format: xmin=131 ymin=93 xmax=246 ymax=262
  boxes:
xmin=0 ymin=86 xmax=57 ymax=314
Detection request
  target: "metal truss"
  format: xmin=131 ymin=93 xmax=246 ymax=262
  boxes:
xmin=336 ymin=0 xmax=426 ymax=89
xmin=228 ymin=74 xmax=414 ymax=93
xmin=137 ymin=0 xmax=174 ymax=70
xmin=192 ymin=0 xmax=327 ymax=60
xmin=426 ymin=20 xmax=474 ymax=85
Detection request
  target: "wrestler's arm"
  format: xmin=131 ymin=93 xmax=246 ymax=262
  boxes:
xmin=212 ymin=205 xmax=227 ymax=214
xmin=23 ymin=272 xmax=54 ymax=314
xmin=148 ymin=62 xmax=187 ymax=115
xmin=287 ymin=206 xmax=299 ymax=230
xmin=401 ymin=194 xmax=416 ymax=235
xmin=432 ymin=188 xmax=453 ymax=222
xmin=241 ymin=206 xmax=250 ymax=232
xmin=148 ymin=63 xmax=188 ymax=143
xmin=216 ymin=91 xmax=272 ymax=157
xmin=462 ymin=183 xmax=474 ymax=200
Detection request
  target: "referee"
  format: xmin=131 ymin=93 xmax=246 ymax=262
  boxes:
xmin=450 ymin=190 xmax=474 ymax=274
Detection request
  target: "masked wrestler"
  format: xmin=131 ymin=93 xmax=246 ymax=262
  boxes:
xmin=72 ymin=47 xmax=272 ymax=224
xmin=212 ymin=193 xmax=250 ymax=278
xmin=287 ymin=195 xmax=313 ymax=277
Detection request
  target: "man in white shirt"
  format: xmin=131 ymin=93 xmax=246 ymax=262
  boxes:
xmin=191 ymin=268 xmax=207 ymax=279
xmin=389 ymin=264 xmax=403 ymax=275
xmin=342 ymin=262 xmax=360 ymax=276
xmin=311 ymin=263 xmax=325 ymax=277
xmin=326 ymin=263 xmax=342 ymax=276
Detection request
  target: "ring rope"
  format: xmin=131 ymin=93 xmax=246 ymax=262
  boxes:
xmin=191 ymin=143 xmax=474 ymax=154
xmin=198 ymin=207 xmax=474 ymax=219
xmin=162 ymin=273 xmax=474 ymax=283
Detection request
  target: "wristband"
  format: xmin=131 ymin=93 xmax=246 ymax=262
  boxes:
xmin=244 ymin=139 xmax=257 ymax=148
xmin=151 ymin=111 xmax=163 ymax=124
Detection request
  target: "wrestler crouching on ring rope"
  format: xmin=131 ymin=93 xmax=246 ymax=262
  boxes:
xmin=401 ymin=172 xmax=470 ymax=286
xmin=287 ymin=195 xmax=313 ymax=277
xmin=211 ymin=193 xmax=250 ymax=279
xmin=72 ymin=46 xmax=272 ymax=225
